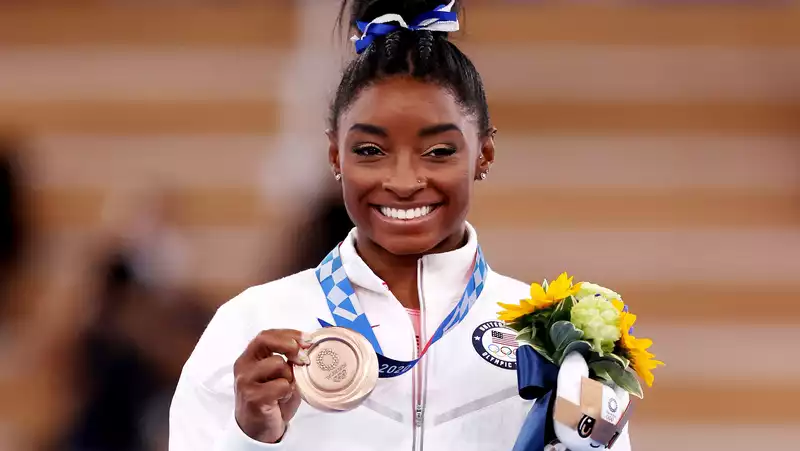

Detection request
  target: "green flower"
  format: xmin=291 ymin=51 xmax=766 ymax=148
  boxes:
xmin=576 ymin=282 xmax=622 ymax=301
xmin=571 ymin=296 xmax=621 ymax=354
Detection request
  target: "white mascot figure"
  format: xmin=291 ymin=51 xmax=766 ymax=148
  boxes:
xmin=545 ymin=352 xmax=633 ymax=451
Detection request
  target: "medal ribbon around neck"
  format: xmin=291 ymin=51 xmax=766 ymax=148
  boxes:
xmin=315 ymin=244 xmax=487 ymax=378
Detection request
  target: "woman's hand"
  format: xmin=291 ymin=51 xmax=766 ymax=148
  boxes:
xmin=233 ymin=329 xmax=311 ymax=443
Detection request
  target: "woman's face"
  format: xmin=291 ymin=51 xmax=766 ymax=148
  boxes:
xmin=329 ymin=77 xmax=494 ymax=256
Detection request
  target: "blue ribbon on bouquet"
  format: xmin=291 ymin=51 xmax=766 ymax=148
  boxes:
xmin=512 ymin=345 xmax=560 ymax=451
xmin=350 ymin=0 xmax=460 ymax=54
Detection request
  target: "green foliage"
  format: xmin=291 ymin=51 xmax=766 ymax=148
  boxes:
xmin=589 ymin=360 xmax=644 ymax=399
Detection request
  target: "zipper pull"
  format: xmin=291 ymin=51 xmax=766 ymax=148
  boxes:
xmin=415 ymin=404 xmax=424 ymax=427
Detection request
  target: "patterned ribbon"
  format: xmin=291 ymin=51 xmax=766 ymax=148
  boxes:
xmin=350 ymin=0 xmax=460 ymax=54
xmin=315 ymin=243 xmax=487 ymax=378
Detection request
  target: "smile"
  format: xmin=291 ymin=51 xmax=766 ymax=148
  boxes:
xmin=377 ymin=205 xmax=437 ymax=221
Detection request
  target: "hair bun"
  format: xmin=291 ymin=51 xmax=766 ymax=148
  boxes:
xmin=340 ymin=0 xmax=459 ymax=33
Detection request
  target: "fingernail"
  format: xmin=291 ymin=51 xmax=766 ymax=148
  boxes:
xmin=297 ymin=350 xmax=310 ymax=365
xmin=300 ymin=333 xmax=313 ymax=346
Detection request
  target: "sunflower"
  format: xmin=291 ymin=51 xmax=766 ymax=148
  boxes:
xmin=497 ymin=272 xmax=582 ymax=322
xmin=612 ymin=300 xmax=664 ymax=387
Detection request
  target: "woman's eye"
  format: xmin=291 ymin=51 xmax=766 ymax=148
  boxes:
xmin=352 ymin=145 xmax=384 ymax=157
xmin=424 ymin=146 xmax=457 ymax=158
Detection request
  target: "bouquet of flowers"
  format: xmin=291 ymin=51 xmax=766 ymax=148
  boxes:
xmin=498 ymin=273 xmax=663 ymax=398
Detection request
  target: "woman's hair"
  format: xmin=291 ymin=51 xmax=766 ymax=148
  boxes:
xmin=0 ymin=138 xmax=27 ymax=272
xmin=331 ymin=0 xmax=490 ymax=134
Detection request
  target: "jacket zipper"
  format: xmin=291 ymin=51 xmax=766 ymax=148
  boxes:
xmin=412 ymin=259 xmax=427 ymax=451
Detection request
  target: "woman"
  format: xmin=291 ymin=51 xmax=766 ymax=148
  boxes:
xmin=169 ymin=1 xmax=632 ymax=450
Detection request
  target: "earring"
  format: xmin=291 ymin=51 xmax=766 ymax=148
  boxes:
xmin=479 ymin=172 xmax=488 ymax=180
xmin=334 ymin=173 xmax=342 ymax=181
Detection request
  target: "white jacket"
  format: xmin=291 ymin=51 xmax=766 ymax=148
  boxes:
xmin=169 ymin=224 xmax=633 ymax=451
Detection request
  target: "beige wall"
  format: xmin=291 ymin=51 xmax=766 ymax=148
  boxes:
xmin=0 ymin=1 xmax=798 ymax=449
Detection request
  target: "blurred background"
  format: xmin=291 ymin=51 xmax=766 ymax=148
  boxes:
xmin=0 ymin=0 xmax=798 ymax=450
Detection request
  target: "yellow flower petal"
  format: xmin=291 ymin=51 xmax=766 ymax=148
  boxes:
xmin=640 ymin=367 xmax=655 ymax=387
xmin=539 ymin=272 xmax=582 ymax=302
xmin=529 ymin=283 xmax=547 ymax=301
xmin=547 ymin=273 xmax=571 ymax=300
xmin=617 ymin=310 xmax=664 ymax=388
xmin=498 ymin=273 xmax=583 ymax=324
xmin=633 ymin=355 xmax=665 ymax=387
xmin=569 ymin=281 xmax=583 ymax=297
xmin=497 ymin=299 xmax=541 ymax=322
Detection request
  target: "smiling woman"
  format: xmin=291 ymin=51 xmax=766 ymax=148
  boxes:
xmin=329 ymin=77 xmax=494 ymax=265
xmin=167 ymin=1 xmax=634 ymax=450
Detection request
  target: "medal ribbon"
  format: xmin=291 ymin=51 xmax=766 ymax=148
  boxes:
xmin=315 ymin=244 xmax=487 ymax=378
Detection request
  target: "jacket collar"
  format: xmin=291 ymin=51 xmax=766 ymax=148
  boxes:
xmin=338 ymin=222 xmax=481 ymax=307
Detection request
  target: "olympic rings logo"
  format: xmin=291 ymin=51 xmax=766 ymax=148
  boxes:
xmin=487 ymin=343 xmax=517 ymax=358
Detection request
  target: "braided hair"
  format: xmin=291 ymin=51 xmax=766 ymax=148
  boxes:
xmin=331 ymin=0 xmax=490 ymax=135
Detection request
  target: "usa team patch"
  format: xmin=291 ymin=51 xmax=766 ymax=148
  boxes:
xmin=472 ymin=321 xmax=518 ymax=370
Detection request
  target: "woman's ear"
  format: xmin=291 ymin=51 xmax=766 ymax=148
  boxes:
xmin=475 ymin=127 xmax=497 ymax=180
xmin=327 ymin=129 xmax=342 ymax=179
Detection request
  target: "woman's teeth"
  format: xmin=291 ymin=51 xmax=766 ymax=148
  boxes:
xmin=379 ymin=206 xmax=434 ymax=220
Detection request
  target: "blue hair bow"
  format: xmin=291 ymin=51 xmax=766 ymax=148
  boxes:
xmin=351 ymin=0 xmax=459 ymax=54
